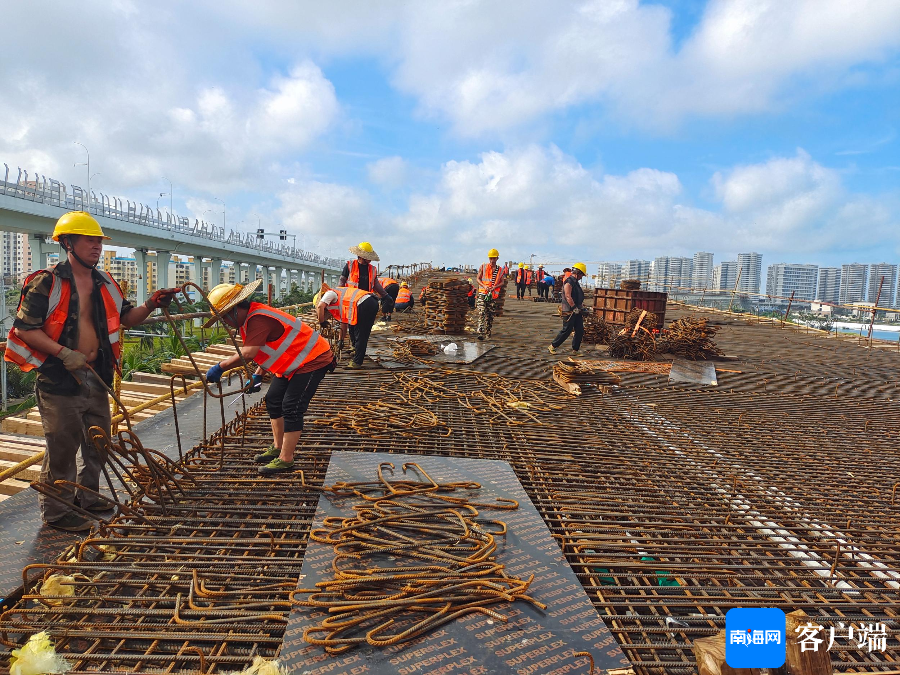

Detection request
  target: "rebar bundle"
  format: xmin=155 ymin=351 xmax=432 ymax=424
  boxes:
xmin=657 ymin=316 xmax=724 ymax=360
xmin=583 ymin=313 xmax=612 ymax=344
xmin=423 ymin=279 xmax=469 ymax=334
xmin=294 ymin=462 xmax=543 ymax=654
xmin=608 ymin=308 xmax=658 ymax=361
xmin=620 ymin=279 xmax=642 ymax=290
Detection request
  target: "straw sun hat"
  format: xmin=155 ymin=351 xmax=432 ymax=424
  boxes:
xmin=203 ymin=279 xmax=263 ymax=328
xmin=348 ymin=241 xmax=380 ymax=262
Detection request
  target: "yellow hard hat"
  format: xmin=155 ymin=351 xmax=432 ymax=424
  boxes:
xmin=400 ymin=281 xmax=408 ymax=288
xmin=526 ymin=265 xmax=531 ymax=269
xmin=573 ymin=262 xmax=588 ymax=275
xmin=203 ymin=279 xmax=262 ymax=328
xmin=52 ymin=211 xmax=109 ymax=241
xmin=488 ymin=248 xmax=499 ymax=258
xmin=518 ymin=262 xmax=525 ymax=268
xmin=350 ymin=241 xmax=379 ymax=261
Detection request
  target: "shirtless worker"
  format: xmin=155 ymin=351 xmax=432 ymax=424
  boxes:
xmin=5 ymin=212 xmax=178 ymax=531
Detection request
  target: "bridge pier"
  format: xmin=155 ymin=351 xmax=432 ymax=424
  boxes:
xmin=210 ymin=258 xmax=222 ymax=288
xmin=133 ymin=249 xmax=149 ymax=306
xmin=156 ymin=251 xmax=171 ymax=291
xmin=275 ymin=266 xmax=285 ymax=300
xmin=28 ymin=234 xmax=56 ymax=271
xmin=193 ymin=256 xmax=204 ymax=295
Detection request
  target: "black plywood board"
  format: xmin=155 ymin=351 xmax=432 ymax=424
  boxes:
xmin=280 ymin=451 xmax=630 ymax=675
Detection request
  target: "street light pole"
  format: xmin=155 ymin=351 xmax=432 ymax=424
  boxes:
xmin=74 ymin=141 xmax=90 ymax=201
xmin=214 ymin=197 xmax=225 ymax=229
xmin=162 ymin=176 xmax=173 ymax=214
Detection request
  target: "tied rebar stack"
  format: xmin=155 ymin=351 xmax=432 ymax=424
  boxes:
xmin=424 ymin=279 xmax=469 ymax=334
xmin=583 ymin=313 xmax=612 ymax=344
xmin=608 ymin=308 xmax=658 ymax=360
xmin=620 ymin=279 xmax=641 ymax=291
xmin=657 ymin=316 xmax=724 ymax=360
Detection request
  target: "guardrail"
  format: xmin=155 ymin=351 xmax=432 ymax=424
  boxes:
xmin=2 ymin=163 xmax=342 ymax=269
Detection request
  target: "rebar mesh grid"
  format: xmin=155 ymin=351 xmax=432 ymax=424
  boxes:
xmin=0 ymin=301 xmax=898 ymax=673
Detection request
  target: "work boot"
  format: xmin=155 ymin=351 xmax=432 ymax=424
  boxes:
xmin=47 ymin=512 xmax=93 ymax=532
xmin=259 ymin=458 xmax=295 ymax=475
xmin=346 ymin=361 xmax=362 ymax=369
xmin=548 ymin=345 xmax=557 ymax=354
xmin=477 ymin=334 xmax=485 ymax=341
xmin=253 ymin=444 xmax=280 ymax=463
xmin=74 ymin=496 xmax=114 ymax=515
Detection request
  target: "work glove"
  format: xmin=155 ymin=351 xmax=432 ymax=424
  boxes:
xmin=57 ymin=346 xmax=87 ymax=371
xmin=205 ymin=363 xmax=224 ymax=384
xmin=572 ymin=308 xmax=581 ymax=315
xmin=146 ymin=288 xmax=179 ymax=310
xmin=319 ymin=318 xmax=330 ymax=330
xmin=246 ymin=373 xmax=263 ymax=393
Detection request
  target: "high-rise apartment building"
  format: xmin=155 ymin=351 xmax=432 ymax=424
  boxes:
xmin=816 ymin=267 xmax=841 ymax=304
xmin=597 ymin=262 xmax=623 ymax=288
xmin=867 ymin=263 xmax=898 ymax=307
xmin=712 ymin=261 xmax=739 ymax=291
xmin=624 ymin=260 xmax=651 ymax=284
xmin=737 ymin=252 xmax=763 ymax=295
xmin=650 ymin=256 xmax=692 ymax=292
xmin=691 ymin=252 xmax=714 ymax=290
xmin=765 ymin=263 xmax=819 ymax=302
xmin=1 ymin=232 xmax=33 ymax=283
xmin=839 ymin=263 xmax=868 ymax=304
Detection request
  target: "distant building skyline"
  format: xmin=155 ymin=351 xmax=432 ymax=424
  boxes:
xmin=766 ymin=263 xmax=819 ymax=303
xmin=840 ymin=263 xmax=868 ymax=304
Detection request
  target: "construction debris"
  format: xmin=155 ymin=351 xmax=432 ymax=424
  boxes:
xmin=620 ymin=279 xmax=641 ymax=290
xmin=582 ymin=312 xmax=612 ymax=344
xmin=552 ymin=360 xmax=622 ymax=395
xmin=391 ymin=337 xmax=439 ymax=363
xmin=423 ymin=279 xmax=469 ymax=334
xmin=313 ymin=397 xmax=449 ymax=438
xmin=607 ymin=308 xmax=658 ymax=361
xmin=657 ymin=316 xmax=724 ymax=360
xmin=294 ymin=463 xmax=544 ymax=653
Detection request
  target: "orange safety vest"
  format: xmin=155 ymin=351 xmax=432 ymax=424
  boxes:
xmin=347 ymin=260 xmax=378 ymax=291
xmin=240 ymin=302 xmax=331 ymax=377
xmin=327 ymin=287 xmax=374 ymax=326
xmin=516 ymin=269 xmax=526 ymax=283
xmin=379 ymin=277 xmax=398 ymax=288
xmin=525 ymin=270 xmax=533 ymax=285
xmin=396 ymin=288 xmax=412 ymax=303
xmin=478 ymin=263 xmax=505 ymax=299
xmin=4 ymin=267 xmax=124 ymax=372
xmin=563 ymin=271 xmax=572 ymax=282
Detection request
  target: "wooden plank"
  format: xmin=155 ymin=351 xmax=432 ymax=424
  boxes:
xmin=0 ymin=432 xmax=46 ymax=447
xmin=1 ymin=417 xmax=45 ymax=437
xmin=0 ymin=447 xmax=42 ymax=463
xmin=0 ymin=478 xmax=32 ymax=496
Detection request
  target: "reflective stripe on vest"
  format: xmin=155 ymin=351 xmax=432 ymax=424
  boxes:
xmin=347 ymin=260 xmax=377 ymax=291
xmin=379 ymin=277 xmax=398 ymax=288
xmin=396 ymin=288 xmax=412 ymax=303
xmin=4 ymin=269 xmax=124 ymax=371
xmin=239 ymin=302 xmax=331 ymax=377
xmin=327 ymin=287 xmax=372 ymax=325
xmin=478 ymin=264 xmax=503 ymax=299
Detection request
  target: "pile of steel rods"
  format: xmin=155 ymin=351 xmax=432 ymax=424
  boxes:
xmin=391 ymin=337 xmax=439 ymax=363
xmin=608 ymin=308 xmax=658 ymax=361
xmin=292 ymin=462 xmax=543 ymax=654
xmin=657 ymin=316 xmax=724 ymax=360
xmin=312 ymin=396 xmax=450 ymax=438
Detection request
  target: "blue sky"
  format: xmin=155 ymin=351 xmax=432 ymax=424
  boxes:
xmin=1 ymin=0 xmax=898 ymax=270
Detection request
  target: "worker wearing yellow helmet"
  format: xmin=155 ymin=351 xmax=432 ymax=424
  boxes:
xmin=394 ymin=281 xmax=414 ymax=313
xmin=203 ymin=279 xmax=336 ymax=475
xmin=548 ymin=262 xmax=589 ymax=355
xmin=475 ymin=248 xmax=506 ymax=340
xmin=4 ymin=211 xmax=178 ymax=530
xmin=341 ymin=242 xmax=394 ymax=317
xmin=515 ymin=262 xmax=528 ymax=300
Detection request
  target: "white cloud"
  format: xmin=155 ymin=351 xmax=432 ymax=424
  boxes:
xmin=366 ymin=156 xmax=408 ymax=189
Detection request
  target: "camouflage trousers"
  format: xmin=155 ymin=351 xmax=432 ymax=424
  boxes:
xmin=476 ymin=293 xmax=495 ymax=337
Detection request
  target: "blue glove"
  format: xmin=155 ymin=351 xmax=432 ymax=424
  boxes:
xmin=206 ymin=363 xmax=224 ymax=383
xmin=246 ymin=373 xmax=263 ymax=393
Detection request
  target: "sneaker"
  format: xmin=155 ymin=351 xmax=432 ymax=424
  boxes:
xmin=74 ymin=496 xmax=114 ymax=515
xmin=477 ymin=335 xmax=485 ymax=341
xmin=346 ymin=360 xmax=362 ymax=369
xmin=253 ymin=444 xmax=280 ymax=463
xmin=47 ymin=512 xmax=93 ymax=532
xmin=548 ymin=345 xmax=557 ymax=354
xmin=259 ymin=458 xmax=295 ymax=475
xmin=572 ymin=348 xmax=580 ymax=354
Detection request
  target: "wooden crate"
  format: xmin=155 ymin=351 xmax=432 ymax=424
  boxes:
xmin=592 ymin=288 xmax=667 ymax=326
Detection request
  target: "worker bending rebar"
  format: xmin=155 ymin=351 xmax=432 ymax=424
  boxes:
xmin=393 ymin=282 xmax=413 ymax=313
xmin=203 ymin=279 xmax=335 ymax=475
xmin=316 ymin=286 xmax=379 ymax=369
xmin=4 ymin=211 xmax=178 ymax=530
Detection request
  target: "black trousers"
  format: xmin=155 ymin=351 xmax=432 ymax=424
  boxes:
xmin=265 ymin=362 xmax=331 ymax=432
xmin=516 ymin=282 xmax=527 ymax=298
xmin=349 ymin=295 xmax=379 ymax=365
xmin=538 ymin=283 xmax=549 ymax=298
xmin=382 ymin=284 xmax=399 ymax=314
xmin=552 ymin=312 xmax=584 ymax=350
xmin=394 ymin=300 xmax=413 ymax=313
